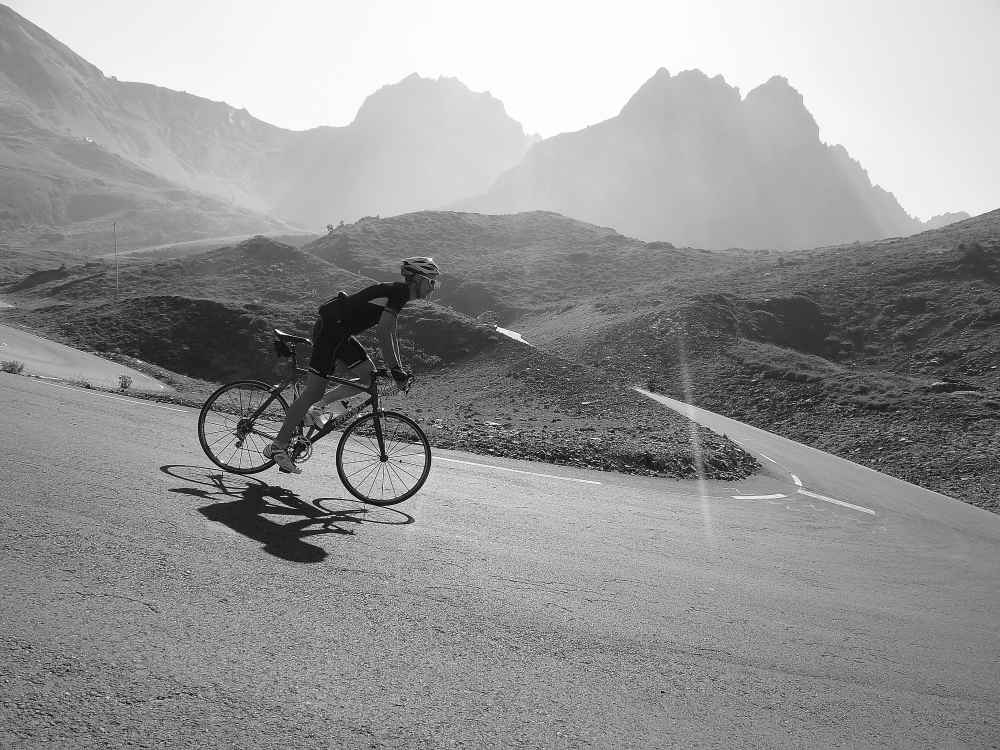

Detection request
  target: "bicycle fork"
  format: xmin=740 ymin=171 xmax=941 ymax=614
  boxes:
xmin=372 ymin=411 xmax=389 ymax=462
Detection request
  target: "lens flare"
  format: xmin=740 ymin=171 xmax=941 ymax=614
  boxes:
xmin=675 ymin=333 xmax=715 ymax=544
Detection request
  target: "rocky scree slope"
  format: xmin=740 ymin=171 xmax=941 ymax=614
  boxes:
xmin=540 ymin=213 xmax=1000 ymax=510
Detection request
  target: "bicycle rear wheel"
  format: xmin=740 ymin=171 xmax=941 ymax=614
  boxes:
xmin=198 ymin=380 xmax=289 ymax=474
xmin=336 ymin=411 xmax=431 ymax=505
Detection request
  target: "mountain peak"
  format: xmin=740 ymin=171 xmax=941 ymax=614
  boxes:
xmin=351 ymin=73 xmax=511 ymax=129
xmin=0 ymin=3 xmax=105 ymax=89
xmin=743 ymin=75 xmax=819 ymax=143
xmin=619 ymin=67 xmax=741 ymax=121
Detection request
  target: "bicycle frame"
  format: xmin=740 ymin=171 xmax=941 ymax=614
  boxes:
xmin=244 ymin=339 xmax=390 ymax=457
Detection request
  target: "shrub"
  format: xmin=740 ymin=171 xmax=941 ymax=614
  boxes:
xmin=1 ymin=360 xmax=25 ymax=375
xmin=957 ymin=241 xmax=994 ymax=272
xmin=118 ymin=373 xmax=133 ymax=390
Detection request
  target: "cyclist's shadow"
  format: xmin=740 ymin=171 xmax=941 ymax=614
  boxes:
xmin=160 ymin=465 xmax=413 ymax=563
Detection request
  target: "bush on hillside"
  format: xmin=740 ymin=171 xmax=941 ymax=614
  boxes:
xmin=2 ymin=360 xmax=25 ymax=374
xmin=957 ymin=241 xmax=996 ymax=274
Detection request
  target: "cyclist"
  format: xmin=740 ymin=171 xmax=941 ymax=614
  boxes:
xmin=264 ymin=256 xmax=441 ymax=473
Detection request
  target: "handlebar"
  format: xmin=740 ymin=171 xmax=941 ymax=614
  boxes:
xmin=373 ymin=367 xmax=414 ymax=394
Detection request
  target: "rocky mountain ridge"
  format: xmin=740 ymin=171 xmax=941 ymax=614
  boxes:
xmin=462 ymin=69 xmax=967 ymax=249
xmin=0 ymin=4 xmax=533 ymax=239
xmin=2 ymin=4 xmax=971 ymax=253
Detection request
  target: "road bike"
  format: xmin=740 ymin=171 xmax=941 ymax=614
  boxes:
xmin=197 ymin=328 xmax=431 ymax=505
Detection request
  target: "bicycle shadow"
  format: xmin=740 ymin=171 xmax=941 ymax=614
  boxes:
xmin=160 ymin=465 xmax=413 ymax=563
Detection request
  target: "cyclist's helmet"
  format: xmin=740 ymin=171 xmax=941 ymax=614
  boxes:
xmin=401 ymin=256 xmax=440 ymax=279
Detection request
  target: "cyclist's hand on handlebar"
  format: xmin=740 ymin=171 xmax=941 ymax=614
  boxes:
xmin=390 ymin=366 xmax=412 ymax=386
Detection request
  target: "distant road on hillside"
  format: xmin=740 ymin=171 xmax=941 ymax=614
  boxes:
xmin=2 ymin=375 xmax=997 ymax=748
xmin=96 ymin=232 xmax=317 ymax=260
xmin=0 ymin=322 xmax=167 ymax=391
xmin=636 ymin=387 xmax=995 ymax=529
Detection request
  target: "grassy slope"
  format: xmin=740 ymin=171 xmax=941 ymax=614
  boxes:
xmin=0 ymin=111 xmax=290 ymax=254
xmin=1 ymin=232 xmax=758 ymax=482
xmin=305 ymin=211 xmax=742 ymax=320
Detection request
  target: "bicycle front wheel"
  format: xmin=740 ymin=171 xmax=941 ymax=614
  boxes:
xmin=336 ymin=411 xmax=431 ymax=505
xmin=198 ymin=380 xmax=289 ymax=474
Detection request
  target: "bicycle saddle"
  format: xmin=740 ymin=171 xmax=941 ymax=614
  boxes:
xmin=273 ymin=328 xmax=312 ymax=346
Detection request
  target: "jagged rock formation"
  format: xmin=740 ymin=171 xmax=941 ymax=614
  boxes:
xmin=922 ymin=212 xmax=970 ymax=230
xmin=258 ymin=74 xmax=534 ymax=228
xmin=461 ymin=69 xmax=940 ymax=249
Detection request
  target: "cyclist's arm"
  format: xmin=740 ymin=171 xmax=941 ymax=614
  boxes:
xmin=376 ymin=308 xmax=402 ymax=370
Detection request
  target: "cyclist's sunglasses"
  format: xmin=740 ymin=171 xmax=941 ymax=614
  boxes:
xmin=415 ymin=273 xmax=438 ymax=289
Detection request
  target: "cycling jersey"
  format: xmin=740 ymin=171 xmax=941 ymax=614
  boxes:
xmin=319 ymin=282 xmax=411 ymax=334
xmin=310 ymin=282 xmax=412 ymax=376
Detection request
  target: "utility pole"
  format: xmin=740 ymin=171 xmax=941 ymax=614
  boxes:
xmin=113 ymin=222 xmax=126 ymax=388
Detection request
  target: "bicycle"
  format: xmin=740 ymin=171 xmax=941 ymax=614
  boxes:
xmin=197 ymin=328 xmax=432 ymax=505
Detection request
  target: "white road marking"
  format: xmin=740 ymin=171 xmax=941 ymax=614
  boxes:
xmin=495 ymin=326 xmax=534 ymax=347
xmin=759 ymin=453 xmax=778 ymax=463
xmin=636 ymin=387 xmax=960 ymax=503
xmin=732 ymin=494 xmax=787 ymax=500
xmin=34 ymin=379 xmax=188 ymax=412
xmin=791 ymin=474 xmax=803 ymax=486
xmin=437 ymin=456 xmax=601 ymax=485
xmin=798 ymin=489 xmax=876 ymax=516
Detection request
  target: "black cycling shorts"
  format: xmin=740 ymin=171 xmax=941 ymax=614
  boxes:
xmin=308 ymin=315 xmax=368 ymax=377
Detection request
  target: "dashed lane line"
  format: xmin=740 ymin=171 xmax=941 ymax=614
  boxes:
xmin=797 ymin=489 xmax=876 ymax=515
xmin=732 ymin=494 xmax=788 ymax=500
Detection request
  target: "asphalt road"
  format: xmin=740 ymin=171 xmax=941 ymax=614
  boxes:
xmin=0 ymin=322 xmax=167 ymax=392
xmin=2 ymin=373 xmax=998 ymax=749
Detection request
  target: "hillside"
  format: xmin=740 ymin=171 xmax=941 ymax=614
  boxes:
xmin=537 ymin=210 xmax=1000 ymax=509
xmin=461 ymin=69 xmax=965 ymax=250
xmin=305 ymin=210 xmax=746 ymax=319
xmin=0 ymin=109 xmax=290 ymax=251
xmin=4 ymin=207 xmax=996 ymax=505
xmin=0 ymin=5 xmax=533 ymax=236
xmin=0 ymin=232 xmax=758 ymax=481
xmin=260 ymin=75 xmax=535 ymax=229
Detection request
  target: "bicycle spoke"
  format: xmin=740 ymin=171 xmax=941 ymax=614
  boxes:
xmin=352 ymin=462 xmax=383 ymax=492
xmin=383 ymin=460 xmax=411 ymax=489
xmin=386 ymin=460 xmax=419 ymax=481
xmin=198 ymin=381 xmax=290 ymax=474
xmin=336 ymin=411 xmax=430 ymax=505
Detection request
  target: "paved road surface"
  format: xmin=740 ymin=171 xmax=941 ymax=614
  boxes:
xmin=2 ymin=374 xmax=998 ymax=748
xmin=0 ymin=322 xmax=167 ymax=391
xmin=635 ymin=388 xmax=993 ymax=534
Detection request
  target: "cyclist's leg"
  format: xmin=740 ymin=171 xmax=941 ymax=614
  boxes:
xmin=273 ymin=371 xmax=326 ymax=448
xmin=271 ymin=316 xmax=333 ymax=448
xmin=315 ymin=338 xmax=374 ymax=406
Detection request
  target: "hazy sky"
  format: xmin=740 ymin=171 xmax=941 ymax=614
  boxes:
xmin=6 ymin=0 xmax=998 ymax=219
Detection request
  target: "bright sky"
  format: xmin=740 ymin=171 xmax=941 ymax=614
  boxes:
xmin=6 ymin=0 xmax=998 ymax=220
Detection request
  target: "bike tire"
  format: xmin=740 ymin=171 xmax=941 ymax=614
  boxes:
xmin=335 ymin=410 xmax=431 ymax=505
xmin=198 ymin=380 xmax=290 ymax=474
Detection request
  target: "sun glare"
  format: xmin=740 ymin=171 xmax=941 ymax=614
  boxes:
xmin=674 ymin=333 xmax=715 ymax=544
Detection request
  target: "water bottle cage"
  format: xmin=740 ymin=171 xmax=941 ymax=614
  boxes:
xmin=273 ymin=339 xmax=294 ymax=358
